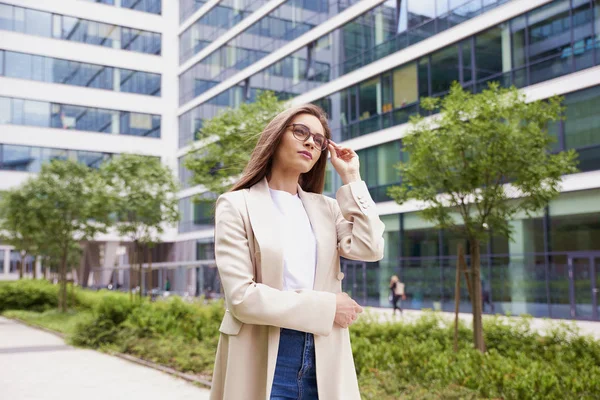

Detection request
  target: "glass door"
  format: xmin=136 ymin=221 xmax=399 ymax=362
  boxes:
xmin=568 ymin=255 xmax=599 ymax=320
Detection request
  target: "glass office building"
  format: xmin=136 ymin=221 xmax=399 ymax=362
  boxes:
xmin=0 ymin=0 xmax=171 ymax=282
xmin=176 ymin=0 xmax=600 ymax=321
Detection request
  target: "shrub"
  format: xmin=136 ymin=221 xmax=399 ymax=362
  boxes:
xmin=0 ymin=280 xmax=59 ymax=312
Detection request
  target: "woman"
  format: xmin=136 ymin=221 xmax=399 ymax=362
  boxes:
xmin=210 ymin=104 xmax=385 ymax=400
xmin=389 ymin=275 xmax=405 ymax=316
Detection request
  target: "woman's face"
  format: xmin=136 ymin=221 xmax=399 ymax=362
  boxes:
xmin=272 ymin=113 xmax=326 ymax=174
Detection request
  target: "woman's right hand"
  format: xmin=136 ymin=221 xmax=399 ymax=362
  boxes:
xmin=334 ymin=292 xmax=363 ymax=328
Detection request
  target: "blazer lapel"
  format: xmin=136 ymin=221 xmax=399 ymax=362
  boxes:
xmin=246 ymin=176 xmax=284 ymax=289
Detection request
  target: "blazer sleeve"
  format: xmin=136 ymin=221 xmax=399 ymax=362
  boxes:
xmin=214 ymin=193 xmax=337 ymax=337
xmin=331 ymin=180 xmax=385 ymax=262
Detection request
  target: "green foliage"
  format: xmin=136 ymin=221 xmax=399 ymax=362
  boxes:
xmin=4 ymin=281 xmax=599 ymax=398
xmin=3 ymin=309 xmax=92 ymax=335
xmin=351 ymin=312 xmax=600 ymax=399
xmin=0 ymin=280 xmax=60 ymax=312
xmin=100 ymin=154 xmax=180 ymax=245
xmin=184 ymin=90 xmax=285 ymax=197
xmin=0 ymin=187 xmax=42 ymax=276
xmin=389 ymin=82 xmax=579 ymax=242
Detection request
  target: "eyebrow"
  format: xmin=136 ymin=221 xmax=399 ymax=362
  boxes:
xmin=294 ymin=123 xmax=325 ymax=136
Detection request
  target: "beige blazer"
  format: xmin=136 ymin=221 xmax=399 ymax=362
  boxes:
xmin=209 ymin=176 xmax=385 ymax=400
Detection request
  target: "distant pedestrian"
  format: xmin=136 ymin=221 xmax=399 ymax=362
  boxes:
xmin=481 ymin=277 xmax=494 ymax=313
xmin=165 ymin=278 xmax=171 ymax=292
xmin=389 ymin=275 xmax=406 ymax=316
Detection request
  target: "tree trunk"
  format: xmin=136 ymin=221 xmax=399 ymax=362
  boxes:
xmin=148 ymin=246 xmax=153 ymax=301
xmin=32 ymin=256 xmax=37 ymax=280
xmin=454 ymin=244 xmax=465 ymax=353
xmin=59 ymin=250 xmax=68 ymax=313
xmin=138 ymin=244 xmax=143 ymax=300
xmin=129 ymin=242 xmax=136 ymax=302
xmin=470 ymin=239 xmax=485 ymax=352
xmin=19 ymin=253 xmax=25 ymax=279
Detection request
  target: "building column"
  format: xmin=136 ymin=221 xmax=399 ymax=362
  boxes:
xmin=35 ymin=256 xmax=42 ymax=279
xmin=3 ymin=249 xmax=9 ymax=275
xmin=508 ymin=219 xmax=535 ymax=315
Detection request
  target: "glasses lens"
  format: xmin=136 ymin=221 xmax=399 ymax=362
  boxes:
xmin=292 ymin=124 xmax=327 ymax=151
xmin=292 ymin=125 xmax=309 ymax=140
xmin=314 ymin=135 xmax=325 ymax=150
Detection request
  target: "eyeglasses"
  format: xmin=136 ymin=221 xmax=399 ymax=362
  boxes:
xmin=288 ymin=123 xmax=328 ymax=152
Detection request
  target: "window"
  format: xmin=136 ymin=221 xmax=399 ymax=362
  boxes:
xmin=0 ymin=97 xmax=11 ymax=124
xmin=475 ymin=27 xmax=501 ymax=80
xmin=23 ymin=99 xmax=50 ymax=127
xmin=393 ymin=62 xmax=418 ymax=108
xmin=25 ymin=8 xmax=51 ymax=37
xmin=2 ymin=145 xmax=31 ymax=171
xmin=549 ymin=189 xmax=600 ymax=252
xmin=564 ymin=85 xmax=600 ymax=149
xmin=359 ymin=78 xmax=380 ymax=120
xmin=0 ymin=4 xmax=12 ymax=30
xmin=5 ymin=51 xmax=31 ymax=79
xmin=527 ymin=0 xmax=572 ymax=84
xmin=430 ymin=45 xmax=459 ymax=95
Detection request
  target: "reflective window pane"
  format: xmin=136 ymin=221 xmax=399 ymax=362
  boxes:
xmin=430 ymin=45 xmax=459 ymax=95
xmin=359 ymin=77 xmax=380 ymax=120
xmin=0 ymin=97 xmax=11 ymax=124
xmin=25 ymin=8 xmax=51 ymax=37
xmin=5 ymin=51 xmax=31 ymax=79
xmin=0 ymin=4 xmax=12 ymax=30
xmin=564 ymin=85 xmax=600 ymax=149
xmin=2 ymin=145 xmax=31 ymax=171
xmin=393 ymin=62 xmax=418 ymax=108
xmin=23 ymin=99 xmax=50 ymax=127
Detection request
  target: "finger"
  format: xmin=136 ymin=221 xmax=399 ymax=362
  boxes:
xmin=328 ymin=143 xmax=339 ymax=159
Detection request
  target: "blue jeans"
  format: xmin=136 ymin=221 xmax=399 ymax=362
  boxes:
xmin=270 ymin=328 xmax=319 ymax=400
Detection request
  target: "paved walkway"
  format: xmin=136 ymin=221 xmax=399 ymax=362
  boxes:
xmin=0 ymin=317 xmax=211 ymax=400
xmin=365 ymin=307 xmax=600 ymax=340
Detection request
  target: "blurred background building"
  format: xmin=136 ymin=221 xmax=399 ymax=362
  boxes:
xmin=1 ymin=0 xmax=599 ymax=320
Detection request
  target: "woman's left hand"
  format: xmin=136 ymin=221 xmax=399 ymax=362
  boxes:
xmin=328 ymin=140 xmax=360 ymax=184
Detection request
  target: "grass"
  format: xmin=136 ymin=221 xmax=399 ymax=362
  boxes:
xmin=3 ymin=309 xmax=92 ymax=335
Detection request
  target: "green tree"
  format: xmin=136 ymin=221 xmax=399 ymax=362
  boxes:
xmin=184 ymin=90 xmax=284 ymax=197
xmin=24 ymin=160 xmax=113 ymax=312
xmin=388 ymin=82 xmax=578 ymax=352
xmin=0 ymin=188 xmax=41 ymax=279
xmin=100 ymin=154 xmax=180 ymax=300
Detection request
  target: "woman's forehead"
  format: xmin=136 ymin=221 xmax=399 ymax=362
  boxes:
xmin=291 ymin=114 xmax=324 ymax=135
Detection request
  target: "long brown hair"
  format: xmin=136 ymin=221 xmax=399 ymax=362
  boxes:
xmin=228 ymin=104 xmax=331 ymax=194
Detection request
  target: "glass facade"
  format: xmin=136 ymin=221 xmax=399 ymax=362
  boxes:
xmin=179 ymin=195 xmax=216 ymax=233
xmin=0 ymin=3 xmax=161 ymax=54
xmin=80 ymin=0 xmax=162 ymax=15
xmin=0 ymin=50 xmax=161 ymax=96
xmin=0 ymin=143 xmax=112 ymax=172
xmin=178 ymin=0 xmax=362 ymax=106
xmin=180 ymin=0 xmax=268 ymax=64
xmin=369 ymin=188 xmax=600 ymax=320
xmin=356 ymin=139 xmax=404 ymax=202
xmin=178 ymin=156 xmax=195 ymax=189
xmin=180 ymin=0 xmax=206 ymax=23
xmin=313 ymin=0 xmax=600 ymax=141
xmin=0 ymin=96 xmax=161 ymax=138
xmin=177 ymin=0 xmax=517 ymax=147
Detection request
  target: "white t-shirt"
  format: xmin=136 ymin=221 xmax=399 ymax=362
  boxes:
xmin=268 ymin=187 xmax=317 ymax=291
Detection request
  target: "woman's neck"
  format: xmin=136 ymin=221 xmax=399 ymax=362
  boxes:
xmin=267 ymin=170 xmax=300 ymax=195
